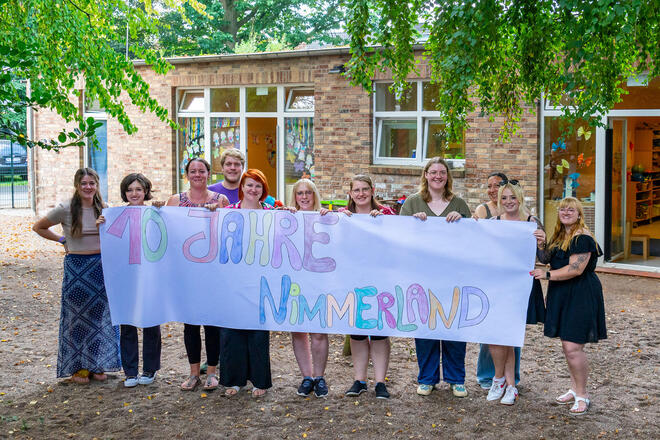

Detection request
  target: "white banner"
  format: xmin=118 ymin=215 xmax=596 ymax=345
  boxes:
xmin=100 ymin=207 xmax=537 ymax=346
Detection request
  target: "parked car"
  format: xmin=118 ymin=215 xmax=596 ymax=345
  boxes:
xmin=0 ymin=140 xmax=27 ymax=179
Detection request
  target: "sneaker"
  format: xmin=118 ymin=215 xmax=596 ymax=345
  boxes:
xmin=417 ymin=384 xmax=434 ymax=396
xmin=297 ymin=377 xmax=315 ymax=396
xmin=479 ymin=381 xmax=492 ymax=390
xmin=314 ymin=377 xmax=329 ymax=398
xmin=450 ymin=383 xmax=468 ymax=398
xmin=345 ymin=380 xmax=367 ymax=397
xmin=375 ymin=382 xmax=390 ymax=399
xmin=124 ymin=376 xmax=138 ymax=388
xmin=138 ymin=371 xmax=156 ymax=385
xmin=487 ymin=380 xmax=506 ymax=401
xmin=500 ymin=385 xmax=518 ymax=405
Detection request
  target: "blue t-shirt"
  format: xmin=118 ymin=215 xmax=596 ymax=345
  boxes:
xmin=207 ymin=181 xmax=239 ymax=204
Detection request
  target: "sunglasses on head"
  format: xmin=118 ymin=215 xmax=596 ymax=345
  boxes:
xmin=499 ymin=179 xmax=519 ymax=187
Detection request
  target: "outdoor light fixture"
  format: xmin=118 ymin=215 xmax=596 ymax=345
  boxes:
xmin=329 ymin=64 xmax=346 ymax=74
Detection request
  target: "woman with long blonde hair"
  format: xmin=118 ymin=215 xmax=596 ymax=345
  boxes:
xmin=484 ymin=180 xmax=545 ymax=405
xmin=531 ymin=197 xmax=606 ymax=416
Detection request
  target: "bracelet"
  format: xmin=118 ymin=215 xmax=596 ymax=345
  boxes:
xmin=58 ymin=236 xmax=66 ymax=244
xmin=545 ymin=270 xmax=551 ymax=280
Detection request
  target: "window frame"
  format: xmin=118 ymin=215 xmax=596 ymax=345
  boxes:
xmin=373 ymin=80 xmax=465 ymax=169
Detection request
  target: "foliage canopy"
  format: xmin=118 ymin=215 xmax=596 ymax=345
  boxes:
xmin=346 ymin=0 xmax=660 ymax=141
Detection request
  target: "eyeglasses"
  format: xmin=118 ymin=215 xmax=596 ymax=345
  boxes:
xmin=426 ymin=170 xmax=448 ymax=177
xmin=296 ymin=190 xmax=313 ymax=196
xmin=351 ymin=187 xmax=372 ymax=194
xmin=498 ymin=179 xmax=519 ymax=186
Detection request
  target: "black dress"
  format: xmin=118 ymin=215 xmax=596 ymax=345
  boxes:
xmin=494 ymin=215 xmax=546 ymax=324
xmin=219 ymin=328 xmax=272 ymax=390
xmin=543 ymin=235 xmax=607 ymax=344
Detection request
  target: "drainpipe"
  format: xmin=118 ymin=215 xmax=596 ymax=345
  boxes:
xmin=26 ymin=79 xmax=36 ymax=213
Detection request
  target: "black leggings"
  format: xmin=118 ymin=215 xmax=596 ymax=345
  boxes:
xmin=183 ymin=324 xmax=220 ymax=366
xmin=350 ymin=335 xmax=388 ymax=341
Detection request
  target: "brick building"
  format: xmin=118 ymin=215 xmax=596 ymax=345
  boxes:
xmin=29 ymin=47 xmax=660 ymax=272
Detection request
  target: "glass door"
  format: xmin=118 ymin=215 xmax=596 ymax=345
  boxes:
xmin=605 ymin=118 xmax=627 ymax=261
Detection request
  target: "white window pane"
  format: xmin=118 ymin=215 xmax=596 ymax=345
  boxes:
xmin=378 ymin=120 xmax=417 ymax=158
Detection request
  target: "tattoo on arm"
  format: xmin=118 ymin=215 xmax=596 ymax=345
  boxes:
xmin=568 ymin=254 xmax=589 ymax=272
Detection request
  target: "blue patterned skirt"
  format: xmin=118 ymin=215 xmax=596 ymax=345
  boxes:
xmin=57 ymin=254 xmax=121 ymax=378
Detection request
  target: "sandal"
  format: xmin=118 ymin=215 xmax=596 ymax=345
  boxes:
xmin=569 ymin=396 xmax=590 ymax=416
xmin=203 ymin=374 xmax=218 ymax=391
xmin=555 ymin=389 xmax=576 ymax=405
xmin=225 ymin=386 xmax=240 ymax=396
xmin=71 ymin=370 xmax=90 ymax=384
xmin=252 ymin=387 xmax=267 ymax=398
xmin=181 ymin=375 xmax=201 ymax=391
xmin=91 ymin=372 xmax=107 ymax=382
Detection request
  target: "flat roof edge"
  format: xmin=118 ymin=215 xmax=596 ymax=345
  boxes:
xmin=132 ymin=44 xmax=428 ymax=67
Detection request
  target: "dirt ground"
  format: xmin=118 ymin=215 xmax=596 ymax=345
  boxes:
xmin=0 ymin=209 xmax=658 ymax=439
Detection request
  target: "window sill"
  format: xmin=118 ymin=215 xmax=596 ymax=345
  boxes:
xmin=369 ymin=164 xmax=465 ymax=178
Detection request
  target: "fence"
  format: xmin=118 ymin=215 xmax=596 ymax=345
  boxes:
xmin=0 ymin=140 xmax=29 ymax=209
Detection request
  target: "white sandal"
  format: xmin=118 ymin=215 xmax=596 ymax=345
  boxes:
xmin=224 ymin=385 xmax=240 ymax=396
xmin=569 ymin=396 xmax=590 ymax=416
xmin=555 ymin=389 xmax=577 ymax=405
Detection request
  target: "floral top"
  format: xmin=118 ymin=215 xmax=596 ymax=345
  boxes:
xmin=226 ymin=201 xmax=274 ymax=210
xmin=178 ymin=191 xmax=222 ymax=207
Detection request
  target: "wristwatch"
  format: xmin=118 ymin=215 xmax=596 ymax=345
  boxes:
xmin=545 ymin=271 xmax=551 ymax=280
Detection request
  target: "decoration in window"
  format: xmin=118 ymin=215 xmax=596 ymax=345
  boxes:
xmin=178 ymin=117 xmax=204 ymax=187
xmin=285 ymin=118 xmax=314 ymax=182
xmin=210 ymin=117 xmax=240 ymax=178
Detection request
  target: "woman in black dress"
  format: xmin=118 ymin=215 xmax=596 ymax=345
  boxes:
xmin=531 ymin=197 xmax=606 ymax=416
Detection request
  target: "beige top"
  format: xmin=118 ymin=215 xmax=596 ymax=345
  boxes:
xmin=46 ymin=201 xmax=102 ymax=253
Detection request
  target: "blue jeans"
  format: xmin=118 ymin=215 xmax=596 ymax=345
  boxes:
xmin=476 ymin=344 xmax=521 ymax=387
xmin=415 ymin=338 xmax=466 ymax=385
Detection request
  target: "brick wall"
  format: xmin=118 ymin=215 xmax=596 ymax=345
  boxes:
xmin=32 ymin=50 xmax=540 ymax=216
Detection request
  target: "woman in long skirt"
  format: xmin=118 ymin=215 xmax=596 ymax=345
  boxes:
xmin=33 ymin=168 xmax=120 ymax=383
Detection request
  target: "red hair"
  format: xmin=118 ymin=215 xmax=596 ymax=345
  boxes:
xmin=238 ymin=169 xmax=269 ymax=202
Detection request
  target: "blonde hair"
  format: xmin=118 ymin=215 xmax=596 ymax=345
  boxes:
xmin=548 ymin=197 xmax=595 ymax=252
xmin=220 ymin=149 xmax=245 ymax=167
xmin=290 ymin=179 xmax=321 ymax=211
xmin=497 ymin=182 xmax=530 ymax=220
xmin=420 ymin=157 xmax=453 ymax=202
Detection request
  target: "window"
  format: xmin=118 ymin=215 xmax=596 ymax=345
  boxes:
xmin=179 ymin=90 xmax=205 ymax=113
xmin=377 ymin=120 xmax=417 ymax=158
xmin=285 ymin=88 xmax=315 ymax=111
xmin=374 ymin=81 xmax=465 ymax=170
xmin=247 ymin=87 xmax=277 ymax=112
xmin=177 ymin=117 xmax=205 ymax=190
xmin=211 ymin=88 xmax=239 ymax=112
xmin=542 ymin=117 xmax=596 ymax=233
xmin=210 ymin=117 xmax=240 ymax=181
xmin=87 ymin=120 xmax=108 ymax=200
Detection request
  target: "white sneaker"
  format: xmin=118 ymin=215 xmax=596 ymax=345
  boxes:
xmin=500 ymin=385 xmax=518 ymax=405
xmin=138 ymin=372 xmax=156 ymax=385
xmin=124 ymin=376 xmax=139 ymax=388
xmin=486 ymin=380 xmax=506 ymax=401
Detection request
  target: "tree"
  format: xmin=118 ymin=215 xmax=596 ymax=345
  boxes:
xmin=345 ymin=0 xmax=660 ymax=142
xmin=0 ymin=0 xmax=205 ymax=150
xmin=155 ymin=0 xmax=345 ymax=56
